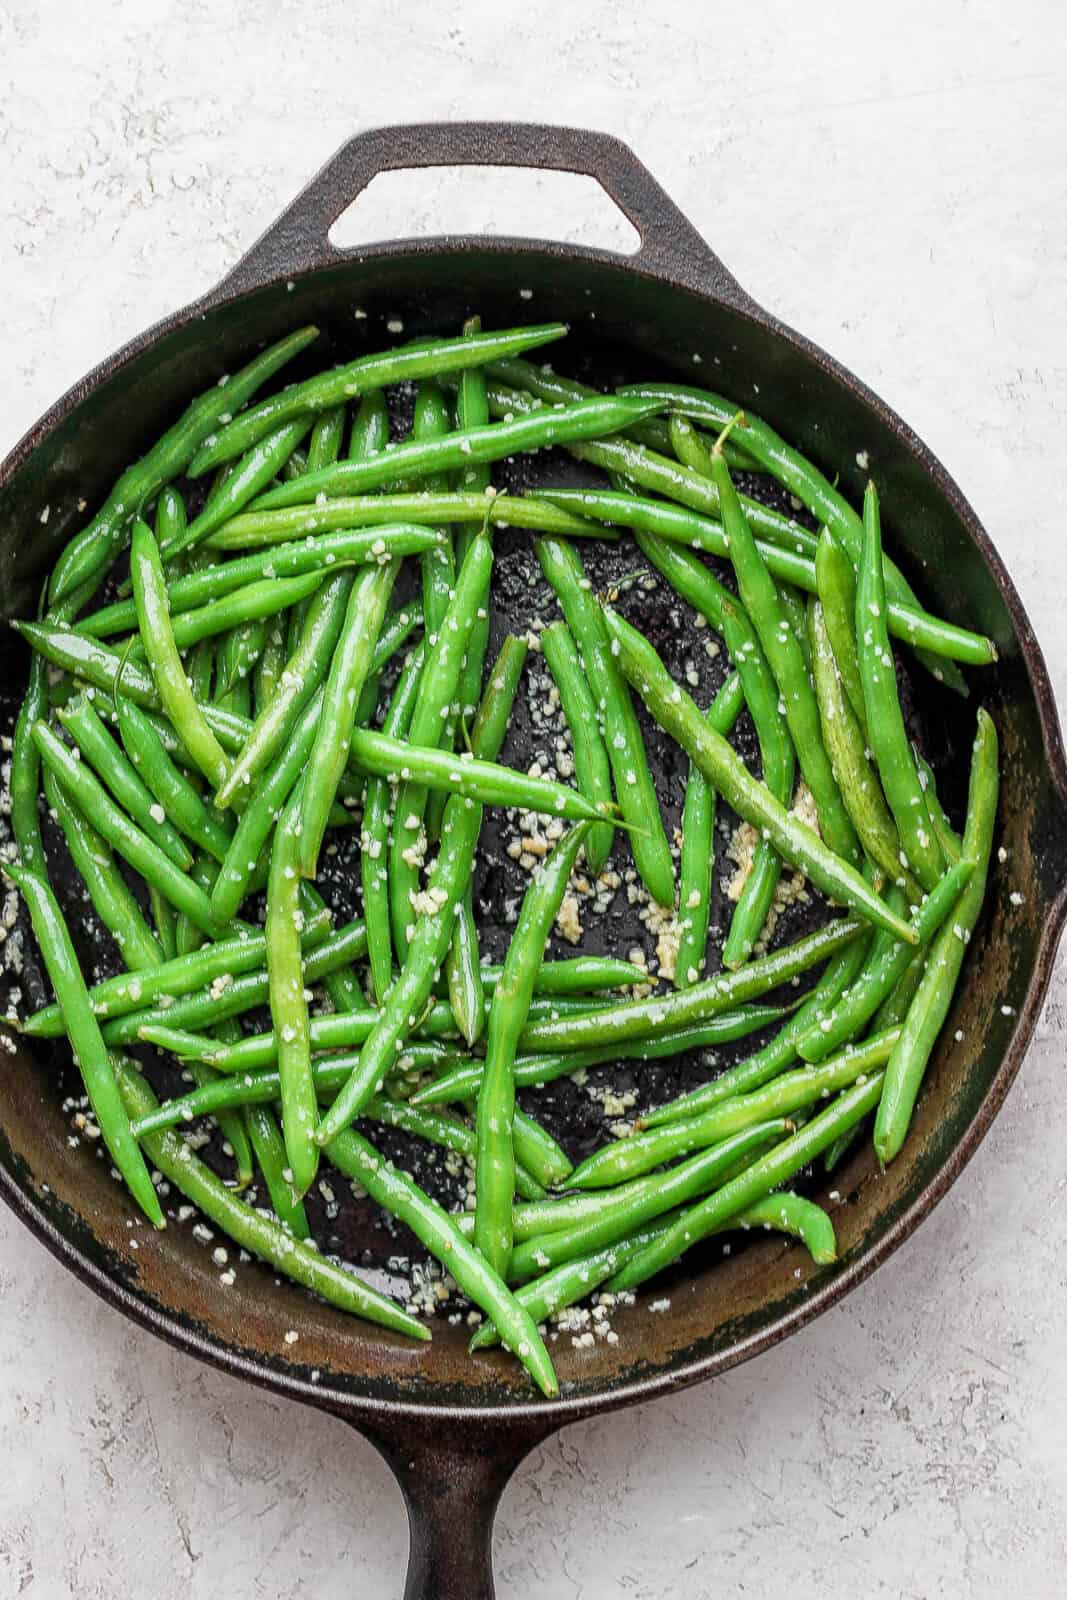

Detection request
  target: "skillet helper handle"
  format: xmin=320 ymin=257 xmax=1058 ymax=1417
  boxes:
xmin=354 ymin=1414 xmax=555 ymax=1600
xmin=211 ymin=120 xmax=757 ymax=310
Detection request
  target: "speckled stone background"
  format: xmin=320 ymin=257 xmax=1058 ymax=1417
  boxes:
xmin=2 ymin=2 xmax=1066 ymax=1596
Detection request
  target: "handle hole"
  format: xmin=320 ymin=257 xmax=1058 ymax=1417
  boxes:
xmin=328 ymin=165 xmax=641 ymax=256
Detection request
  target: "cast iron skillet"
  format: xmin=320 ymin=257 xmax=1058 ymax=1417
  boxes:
xmin=1 ymin=123 xmax=1065 ymax=1599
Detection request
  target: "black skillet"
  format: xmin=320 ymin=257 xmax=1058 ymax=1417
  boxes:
xmin=1 ymin=124 xmax=1065 ymax=1599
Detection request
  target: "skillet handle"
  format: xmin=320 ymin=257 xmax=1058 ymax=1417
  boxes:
xmin=211 ymin=121 xmax=757 ymax=311
xmin=353 ymin=1413 xmax=555 ymax=1600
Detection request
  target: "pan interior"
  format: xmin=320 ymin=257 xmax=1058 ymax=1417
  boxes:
xmin=0 ymin=249 xmax=1059 ymax=1413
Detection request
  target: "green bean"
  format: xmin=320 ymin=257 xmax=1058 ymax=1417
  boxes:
xmin=57 ymin=695 xmax=193 ymax=870
xmin=711 ymin=444 xmax=859 ymax=862
xmin=11 ymin=605 xmax=50 ymax=877
xmin=469 ymin=1213 xmax=683 ymax=1349
xmin=677 ymin=672 xmax=746 ymax=986
xmin=147 ymin=884 xmax=178 ymax=961
xmin=718 ymin=597 xmax=796 ymax=968
xmin=808 ymin=596 xmax=920 ymax=898
xmin=454 ymin=317 xmax=493 ymax=718
xmin=166 ymin=417 xmax=312 ymax=560
xmin=266 ymin=778 xmax=318 ymax=1196
xmin=602 ymin=608 xmax=916 ymax=943
xmin=323 ymin=1127 xmax=554 ymax=1394
xmin=22 ymin=915 xmax=332 ymax=1038
xmin=443 ymin=636 xmax=528 ymax=1039
xmin=214 ymin=570 xmax=354 ymax=808
xmin=536 ymin=536 xmax=674 ymax=907
xmin=362 ymin=644 xmax=425 ymax=1002
xmin=253 ymin=620 xmax=286 ymax=712
xmin=299 ymin=560 xmax=398 ymax=877
xmin=516 ymin=913 xmax=861 ymax=1056
xmin=92 ymin=918 xmax=363 ymax=1049
xmin=509 ymin=1108 xmax=573 ymax=1190
xmin=33 ymin=721 xmax=231 ymax=939
xmin=509 ymin=1120 xmax=788 ymax=1281
xmin=49 ymin=326 xmax=321 ymax=605
xmin=349 ymin=726 xmax=608 ymax=824
xmin=875 ymin=709 xmax=998 ymax=1163
xmin=411 ymin=1007 xmax=790 ymax=1108
xmin=249 ymin=395 xmax=662 ymax=514
xmin=243 ymin=1103 xmax=309 ymax=1239
xmin=42 ymin=767 xmax=163 ymax=972
xmin=129 ymin=520 xmax=229 ymax=787
xmin=540 ymin=621 xmax=615 ymax=875
xmin=856 ymin=483 xmax=944 ymax=891
xmin=115 ymin=698 xmax=233 ymax=863
xmin=313 ymin=633 xmax=525 ymax=1146
xmin=216 ymin=617 xmax=267 ymax=696
xmin=480 ymin=954 xmax=648 ymax=997
xmin=539 ymin=489 xmax=995 ymax=668
xmin=209 ymin=690 xmax=320 ymax=920
xmin=5 ymin=865 xmax=163 ymax=1226
xmin=609 ymin=1075 xmax=883 ymax=1293
xmin=641 ymin=931 xmax=873 ymax=1128
xmin=128 ymin=1046 xmax=456 ymax=1135
xmin=445 ymin=899 xmax=485 ymax=1048
xmin=617 ymin=381 xmax=982 ymax=693
xmin=795 ymin=859 xmax=971 ymax=1063
xmin=815 ymin=529 xmax=867 ymax=734
xmin=915 ymin=753 xmax=962 ymax=863
xmin=413 ymin=379 xmax=457 ymax=634
xmin=307 ymin=405 xmax=346 ymax=472
xmin=570 ymin=1029 xmax=899 ymax=1190
xmin=872 ymin=946 xmax=928 ymax=1032
xmin=188 ymin=324 xmax=568 ymax=474
xmin=389 ymin=531 xmax=493 ymax=956
xmin=174 ymin=849 xmax=219 ymax=958
xmin=348 ymin=388 xmax=388 ymax=460
xmin=475 ymin=822 xmax=591 ymax=1277
xmin=112 ymin=1056 xmax=427 ymax=1336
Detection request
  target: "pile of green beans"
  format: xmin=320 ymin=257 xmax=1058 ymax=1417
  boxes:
xmin=4 ymin=320 xmax=999 ymax=1397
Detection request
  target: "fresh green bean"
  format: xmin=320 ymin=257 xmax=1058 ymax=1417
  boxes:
xmin=677 ymin=672 xmax=746 ymax=986
xmin=299 ymin=561 xmax=398 ymax=877
xmin=875 ymin=709 xmax=997 ymax=1163
xmin=856 ymin=483 xmax=944 ymax=891
xmin=570 ymin=1029 xmax=899 ymax=1190
xmin=445 ymin=899 xmax=485 ymax=1048
xmin=188 ymin=324 xmax=568 ymax=474
xmin=313 ymin=633 xmax=525 ymax=1146
xmin=413 ymin=379 xmax=457 ymax=634
xmin=540 ymin=621 xmax=615 ymax=875
xmin=540 ymin=489 xmax=996 ymax=668
xmin=147 ymin=883 xmax=178 ymax=961
xmin=33 ymin=721 xmax=231 ymax=939
xmin=509 ymin=1120 xmax=788 ymax=1282
xmin=603 ymin=608 xmax=916 ymax=942
xmin=795 ymin=859 xmax=972 ymax=1063
xmin=609 ymin=1075 xmax=883 ymax=1293
xmin=348 ymin=388 xmax=388 ymax=460
xmin=243 ymin=1102 xmax=310 ymax=1239
xmin=307 ymin=405 xmax=346 ymax=472
xmin=411 ymin=1006 xmax=789 ymax=1108
xmin=5 ymin=864 xmax=163 ymax=1226
xmin=454 ymin=317 xmax=493 ymax=718
xmin=389 ymin=531 xmax=493 ymax=956
xmin=249 ymin=395 xmax=662 ymax=514
xmin=323 ymin=1126 xmax=555 ymax=1393
xmin=475 ymin=822 xmax=591 ymax=1277
xmin=815 ymin=528 xmax=867 ymax=734
xmin=166 ymin=417 xmax=312 ymax=559
xmin=112 ymin=1056 xmax=427 ymax=1336
xmin=57 ymin=695 xmax=193 ymax=870
xmin=480 ymin=954 xmax=648 ymax=997
xmin=115 ymin=698 xmax=233 ymax=863
xmin=712 ymin=444 xmax=858 ymax=862
xmin=362 ymin=643 xmax=425 ymax=1003
xmin=22 ymin=916 xmax=332 ymax=1038
xmin=266 ymin=779 xmax=318 ymax=1196
xmin=214 ymin=570 xmax=354 ymax=808
xmin=718 ymin=597 xmax=795 ymax=969
xmin=536 ymin=536 xmax=674 ymax=907
xmin=129 ymin=520 xmax=230 ymax=787
xmin=617 ymin=380 xmax=983 ymax=693
xmin=42 ymin=767 xmax=163 ymax=972
xmin=49 ymin=326 xmax=321 ymax=605
xmin=808 ymin=596 xmax=919 ymax=898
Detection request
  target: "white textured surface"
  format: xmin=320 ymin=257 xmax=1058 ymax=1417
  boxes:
xmin=2 ymin=2 xmax=1066 ymax=1595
